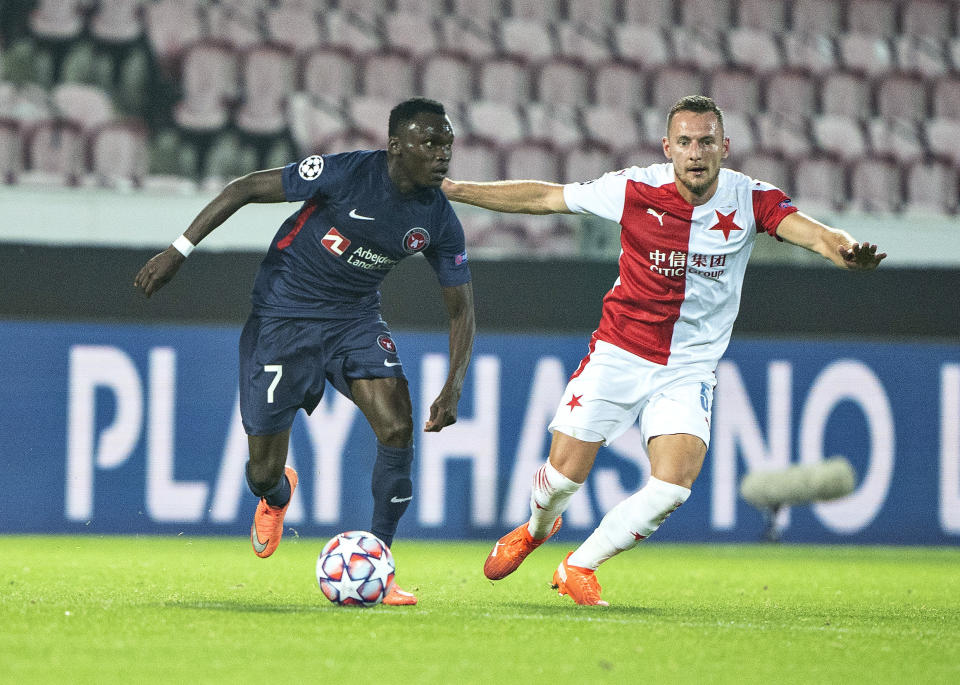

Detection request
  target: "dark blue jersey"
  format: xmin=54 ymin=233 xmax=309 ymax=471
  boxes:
xmin=250 ymin=150 xmax=471 ymax=318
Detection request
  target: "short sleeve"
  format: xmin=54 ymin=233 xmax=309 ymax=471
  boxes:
xmin=282 ymin=153 xmax=350 ymax=202
xmin=424 ymin=200 xmax=472 ymax=287
xmin=751 ymin=180 xmax=799 ymax=237
xmin=562 ymin=171 xmax=629 ymax=223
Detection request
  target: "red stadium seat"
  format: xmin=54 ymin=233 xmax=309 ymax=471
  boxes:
xmin=622 ymin=0 xmax=675 ymax=27
xmin=503 ymin=141 xmax=561 ymax=181
xmin=360 ymin=51 xmax=416 ymax=101
xmin=811 ymin=113 xmax=868 ymax=162
xmin=535 ymin=60 xmax=590 ymax=107
xmin=849 ymin=156 xmax=903 ymax=214
xmin=449 ymin=136 xmax=502 ymax=181
xmin=498 ymin=17 xmax=556 ymax=62
xmin=739 ymin=151 xmax=792 ymax=193
xmin=22 ymin=119 xmax=86 ymax=186
xmin=302 ymin=47 xmax=358 ymax=105
xmin=581 ymin=104 xmax=643 ymax=154
xmin=0 ymin=118 xmax=23 ymax=183
xmin=478 ymin=57 xmax=532 ymax=105
xmin=611 ymin=24 xmax=673 ymax=70
xmin=89 ymin=120 xmax=149 ymax=188
xmin=820 ymin=72 xmax=870 ymax=118
xmin=264 ymin=3 xmax=323 ymax=55
xmin=727 ymin=26 xmax=783 ymax=74
xmin=846 ymin=0 xmax=897 ymax=37
xmin=592 ymin=61 xmax=648 ymax=111
xmin=420 ymin=53 xmax=476 ymax=105
xmin=381 ymin=11 xmax=442 ymax=58
xmin=708 ymin=68 xmax=762 ymax=115
xmin=235 ymin=44 xmax=295 ymax=137
xmin=791 ymin=155 xmax=847 ymax=212
xmin=790 ymin=0 xmax=842 ymax=36
xmin=90 ymin=0 xmax=145 ymax=46
xmin=905 ymin=160 xmax=959 ymax=215
xmin=173 ymin=41 xmax=238 ymax=134
xmin=837 ymin=32 xmax=895 ymax=77
xmin=525 ymin=102 xmax=582 ymax=148
xmin=464 ymin=100 xmax=527 ymax=145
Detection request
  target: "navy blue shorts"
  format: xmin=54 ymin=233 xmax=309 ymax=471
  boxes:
xmin=239 ymin=313 xmax=405 ymax=435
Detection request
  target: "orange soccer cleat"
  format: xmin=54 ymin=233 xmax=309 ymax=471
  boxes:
xmin=250 ymin=466 xmax=298 ymax=558
xmin=483 ymin=516 xmax=562 ymax=581
xmin=551 ymin=552 xmax=609 ymax=606
xmin=382 ymin=580 xmax=418 ymax=606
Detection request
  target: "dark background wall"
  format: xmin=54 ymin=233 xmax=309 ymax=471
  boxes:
xmin=2 ymin=243 xmax=957 ymax=339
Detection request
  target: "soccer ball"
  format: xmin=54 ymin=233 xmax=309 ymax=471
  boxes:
xmin=316 ymin=531 xmax=395 ymax=606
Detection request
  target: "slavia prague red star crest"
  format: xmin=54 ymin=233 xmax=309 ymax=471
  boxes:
xmin=709 ymin=209 xmax=742 ymax=240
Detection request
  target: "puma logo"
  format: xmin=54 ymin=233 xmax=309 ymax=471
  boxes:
xmin=647 ymin=208 xmax=666 ymax=225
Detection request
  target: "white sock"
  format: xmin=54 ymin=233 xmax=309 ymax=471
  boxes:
xmin=527 ymin=459 xmax=581 ymax=539
xmin=568 ymin=477 xmax=691 ymax=569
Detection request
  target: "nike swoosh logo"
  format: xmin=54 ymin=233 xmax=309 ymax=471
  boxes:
xmin=383 ymin=360 xmax=402 ymax=367
xmin=349 ymin=208 xmax=375 ymax=221
xmin=251 ymin=531 xmax=269 ymax=554
xmin=390 ymin=495 xmax=413 ymax=503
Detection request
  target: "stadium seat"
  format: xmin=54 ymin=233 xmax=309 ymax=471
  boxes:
xmin=670 ymin=25 xmax=727 ymax=71
xmin=0 ymin=117 xmax=23 ymax=183
xmin=395 ymin=0 xmax=448 ymax=16
xmin=762 ymin=70 xmax=815 ymax=117
xmin=420 ymin=53 xmax=476 ymax=106
xmin=90 ymin=0 xmax=145 ymax=46
xmin=449 ymin=136 xmax=501 ymax=181
xmin=820 ymin=72 xmax=870 ymax=118
xmin=622 ymin=0 xmax=675 ymax=27
xmin=503 ymin=140 xmax=561 ymax=180
xmin=811 ymin=113 xmax=867 ymax=161
xmin=21 ymin=119 xmax=85 ymax=186
xmin=904 ymin=160 xmax=958 ymax=215
xmin=738 ymin=151 xmax=791 ymax=193
xmin=524 ymin=102 xmax=581 ymax=148
xmin=561 ymin=145 xmax=620 ymax=183
xmin=721 ymin=111 xmax=757 ymax=157
xmin=846 ymin=0 xmax=897 ymax=37
xmin=649 ymin=66 xmax=705 ymax=111
xmin=322 ymin=9 xmax=383 ymax=56
xmin=789 ymin=0 xmax=842 ymax=36
xmin=360 ymin=51 xmax=416 ymax=101
xmin=347 ymin=95 xmax=397 ymax=141
xmin=580 ymin=104 xmax=642 ymax=154
xmin=302 ymin=47 xmax=358 ymax=106
xmin=463 ymin=100 xmax=527 ymax=145
xmin=338 ymin=0 xmax=384 ymax=24
xmin=0 ymin=81 xmax=53 ymax=128
xmin=51 ymin=82 xmax=114 ymax=132
xmin=894 ymin=35 xmax=951 ymax=79
xmin=264 ymin=3 xmax=323 ymax=55
xmin=89 ymin=120 xmax=149 ymax=188
xmin=932 ymin=77 xmax=960 ymax=121
xmin=234 ymin=45 xmax=295 ymax=137
xmin=708 ymin=68 xmax=761 ymax=115
xmin=901 ymin=0 xmax=952 ymax=42
xmin=145 ymin=0 xmax=204 ymax=68
xmin=381 ymin=11 xmax=442 ymax=58
xmin=286 ymin=93 xmax=350 ymax=156
xmin=925 ymin=117 xmax=960 ymax=166
xmin=754 ymin=111 xmax=812 ymax=161
xmin=498 ymin=17 xmax=556 ymax=62
xmin=849 ymin=156 xmax=903 ymax=214
xmin=29 ymin=0 xmax=85 ymax=42
xmin=173 ymin=41 xmax=238 ymax=134
xmin=478 ymin=57 xmax=532 ymax=105
xmin=734 ymin=0 xmax=788 ymax=29
xmin=680 ymin=0 xmax=734 ymax=30
xmin=435 ymin=15 xmax=498 ymax=60
xmin=867 ymin=117 xmax=925 ymax=165
xmin=876 ymin=74 xmax=927 ymax=122
xmin=592 ymin=61 xmax=647 ymax=111
xmin=791 ymin=155 xmax=846 ymax=212
xmin=837 ymin=32 xmax=895 ymax=77
xmin=566 ymin=0 xmax=618 ymax=28
xmin=205 ymin=2 xmax=264 ymax=52
xmin=535 ymin=60 xmax=590 ymax=107
xmin=509 ymin=0 xmax=563 ymax=22
xmin=554 ymin=21 xmax=614 ymax=66
xmin=781 ymin=32 xmax=838 ymax=74
xmin=611 ymin=24 xmax=672 ymax=69
xmin=726 ymin=26 xmax=783 ymax=74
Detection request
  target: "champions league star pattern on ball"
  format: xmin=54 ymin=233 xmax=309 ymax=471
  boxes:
xmin=250 ymin=149 xmax=470 ymax=319
xmin=316 ymin=531 xmax=396 ymax=607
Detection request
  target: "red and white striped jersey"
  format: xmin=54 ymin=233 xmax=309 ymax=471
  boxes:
xmin=563 ymin=162 xmax=798 ymax=370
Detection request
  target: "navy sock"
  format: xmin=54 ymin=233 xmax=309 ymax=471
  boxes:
xmin=370 ymin=442 xmax=414 ymax=548
xmin=245 ymin=462 xmax=291 ymax=508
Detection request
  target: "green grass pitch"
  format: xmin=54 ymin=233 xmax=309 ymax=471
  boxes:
xmin=2 ymin=535 xmax=958 ymax=684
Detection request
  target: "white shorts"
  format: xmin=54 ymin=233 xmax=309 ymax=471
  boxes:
xmin=548 ymin=339 xmax=715 ymax=449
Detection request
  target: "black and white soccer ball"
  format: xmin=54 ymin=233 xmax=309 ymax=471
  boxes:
xmin=316 ymin=530 xmax=395 ymax=606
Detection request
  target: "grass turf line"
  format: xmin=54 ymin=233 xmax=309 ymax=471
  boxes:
xmin=1 ymin=535 xmax=958 ymax=684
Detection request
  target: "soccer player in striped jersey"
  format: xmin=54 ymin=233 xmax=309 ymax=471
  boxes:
xmin=443 ymin=95 xmax=885 ymax=606
xmin=135 ymin=98 xmax=475 ymax=606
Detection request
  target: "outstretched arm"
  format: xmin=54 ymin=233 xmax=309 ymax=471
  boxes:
xmin=775 ymin=211 xmax=887 ymax=270
xmin=133 ymin=169 xmax=286 ymax=297
xmin=441 ymin=178 xmax=572 ymax=215
xmin=424 ymin=281 xmax=476 ymax=432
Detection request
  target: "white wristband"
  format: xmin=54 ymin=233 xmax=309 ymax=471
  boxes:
xmin=172 ymin=234 xmax=195 ymax=258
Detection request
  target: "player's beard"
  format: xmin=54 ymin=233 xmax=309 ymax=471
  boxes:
xmin=678 ymin=167 xmax=719 ymax=197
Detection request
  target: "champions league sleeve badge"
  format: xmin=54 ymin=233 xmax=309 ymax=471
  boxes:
xmin=298 ymin=155 xmax=324 ymax=180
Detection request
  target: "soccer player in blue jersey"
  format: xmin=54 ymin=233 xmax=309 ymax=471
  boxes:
xmin=134 ymin=97 xmax=475 ymax=605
